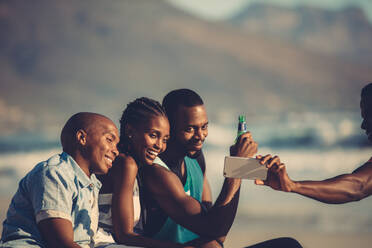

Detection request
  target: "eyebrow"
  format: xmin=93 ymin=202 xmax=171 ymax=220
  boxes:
xmin=146 ymin=128 xmax=170 ymax=136
xmin=104 ymin=131 xmax=118 ymax=140
xmin=187 ymin=122 xmax=209 ymax=127
xmin=145 ymin=128 xmax=159 ymax=133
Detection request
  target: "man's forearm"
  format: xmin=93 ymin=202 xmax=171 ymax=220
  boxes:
xmin=291 ymin=174 xmax=368 ymax=204
xmin=203 ymin=178 xmax=241 ymax=237
xmin=214 ymin=178 xmax=241 ymax=206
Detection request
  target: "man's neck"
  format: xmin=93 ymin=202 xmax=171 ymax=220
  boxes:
xmin=160 ymin=142 xmax=188 ymax=183
xmin=70 ymin=151 xmax=91 ymax=177
xmin=160 ymin=142 xmax=185 ymax=169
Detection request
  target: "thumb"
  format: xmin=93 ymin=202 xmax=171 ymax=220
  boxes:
xmin=278 ymin=164 xmax=287 ymax=178
xmin=255 ymin=179 xmax=265 ymax=185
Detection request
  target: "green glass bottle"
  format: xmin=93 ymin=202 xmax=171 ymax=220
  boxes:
xmin=236 ymin=115 xmax=247 ymax=141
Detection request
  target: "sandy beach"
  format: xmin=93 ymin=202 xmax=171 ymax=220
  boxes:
xmin=1 ymin=195 xmax=371 ymax=248
xmin=224 ymin=217 xmax=372 ymax=248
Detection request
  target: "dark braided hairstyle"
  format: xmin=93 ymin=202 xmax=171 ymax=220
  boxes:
xmin=118 ymin=97 xmax=167 ymax=154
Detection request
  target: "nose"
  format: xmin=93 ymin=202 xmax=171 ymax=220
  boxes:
xmin=112 ymin=145 xmax=119 ymax=158
xmin=157 ymin=140 xmax=168 ymax=153
xmin=154 ymin=138 xmax=162 ymax=151
xmin=194 ymin=128 xmax=206 ymax=141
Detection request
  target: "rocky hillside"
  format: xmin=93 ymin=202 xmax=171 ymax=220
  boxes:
xmin=0 ymin=0 xmax=370 ymax=138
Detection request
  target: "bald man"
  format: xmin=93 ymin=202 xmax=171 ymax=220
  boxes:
xmin=1 ymin=112 xmax=119 ymax=248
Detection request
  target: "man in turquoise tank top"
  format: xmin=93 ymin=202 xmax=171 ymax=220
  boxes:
xmin=141 ymin=89 xmax=303 ymax=248
xmin=141 ymin=89 xmax=258 ymax=247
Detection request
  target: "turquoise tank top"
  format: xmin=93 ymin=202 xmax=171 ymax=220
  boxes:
xmin=152 ymin=156 xmax=204 ymax=243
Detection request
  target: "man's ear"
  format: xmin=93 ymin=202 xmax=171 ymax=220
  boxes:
xmin=76 ymin=129 xmax=88 ymax=146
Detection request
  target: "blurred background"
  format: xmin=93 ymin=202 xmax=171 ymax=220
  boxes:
xmin=1 ymin=0 xmax=372 ymax=247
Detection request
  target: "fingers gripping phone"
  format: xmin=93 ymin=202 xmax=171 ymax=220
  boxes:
xmin=223 ymin=156 xmax=268 ymax=180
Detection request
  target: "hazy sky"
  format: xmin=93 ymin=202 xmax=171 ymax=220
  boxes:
xmin=0 ymin=0 xmax=370 ymax=141
xmin=167 ymin=0 xmax=372 ymax=21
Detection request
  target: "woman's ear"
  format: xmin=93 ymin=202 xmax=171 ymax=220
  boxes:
xmin=125 ymin=124 xmax=135 ymax=139
xmin=76 ymin=129 xmax=88 ymax=146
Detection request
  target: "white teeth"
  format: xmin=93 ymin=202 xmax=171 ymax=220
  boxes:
xmin=106 ymin=158 xmax=112 ymax=163
xmin=148 ymin=151 xmax=158 ymax=156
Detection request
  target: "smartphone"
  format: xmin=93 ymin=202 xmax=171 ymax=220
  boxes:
xmin=223 ymin=156 xmax=268 ymax=180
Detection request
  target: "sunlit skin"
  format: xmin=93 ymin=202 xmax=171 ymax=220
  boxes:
xmin=255 ymin=94 xmax=372 ymax=204
xmin=129 ymin=115 xmax=170 ymax=166
xmin=158 ymin=105 xmax=210 ymax=180
xmin=77 ymin=116 xmax=120 ymax=176
xmin=175 ymin=105 xmax=209 ymax=157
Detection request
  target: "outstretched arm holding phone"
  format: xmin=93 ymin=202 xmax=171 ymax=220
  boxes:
xmin=255 ymin=154 xmax=372 ymax=204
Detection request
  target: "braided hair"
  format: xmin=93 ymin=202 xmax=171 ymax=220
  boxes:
xmin=118 ymin=97 xmax=167 ymax=154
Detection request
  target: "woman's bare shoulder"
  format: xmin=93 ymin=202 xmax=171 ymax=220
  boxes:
xmin=113 ymin=153 xmax=138 ymax=172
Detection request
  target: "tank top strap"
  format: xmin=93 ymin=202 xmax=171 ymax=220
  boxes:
xmin=153 ymin=157 xmax=170 ymax=170
xmin=184 ymin=156 xmax=204 ymax=202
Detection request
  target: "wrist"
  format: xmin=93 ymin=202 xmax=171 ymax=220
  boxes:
xmin=289 ymin=181 xmax=299 ymax=193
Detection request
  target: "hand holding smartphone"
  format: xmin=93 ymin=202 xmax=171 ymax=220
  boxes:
xmin=223 ymin=156 xmax=268 ymax=180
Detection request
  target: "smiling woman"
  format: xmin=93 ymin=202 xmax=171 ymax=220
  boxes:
xmin=128 ymin=115 xmax=170 ymax=166
xmin=94 ymin=98 xmax=186 ymax=248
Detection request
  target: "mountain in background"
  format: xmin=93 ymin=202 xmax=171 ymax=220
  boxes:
xmin=0 ymin=0 xmax=371 ymax=144
xmin=229 ymin=3 xmax=372 ymax=63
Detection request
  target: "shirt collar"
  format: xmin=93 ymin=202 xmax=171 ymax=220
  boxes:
xmin=61 ymin=152 xmax=102 ymax=189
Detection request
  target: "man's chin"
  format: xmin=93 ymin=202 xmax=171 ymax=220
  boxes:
xmin=186 ymin=149 xmax=202 ymax=159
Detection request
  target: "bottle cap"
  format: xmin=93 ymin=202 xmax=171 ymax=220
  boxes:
xmin=238 ymin=115 xmax=246 ymax=123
